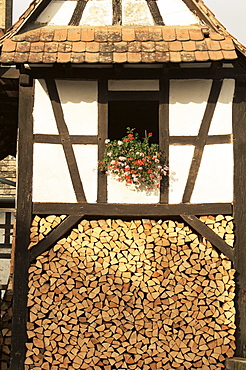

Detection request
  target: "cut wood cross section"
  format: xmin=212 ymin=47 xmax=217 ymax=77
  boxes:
xmin=181 ymin=214 xmax=234 ymax=262
xmin=46 ymin=79 xmax=87 ymax=203
xmin=30 ymin=215 xmax=83 ymax=261
xmin=182 ymin=79 xmax=223 ymax=203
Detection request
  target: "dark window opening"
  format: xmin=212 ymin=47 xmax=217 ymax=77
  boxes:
xmin=108 ymin=101 xmax=159 ymax=144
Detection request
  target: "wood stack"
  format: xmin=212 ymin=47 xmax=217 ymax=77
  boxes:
xmin=199 ymin=215 xmax=234 ymax=247
xmin=28 ymin=215 xmax=67 ymax=249
xmin=0 ymin=285 xmax=13 ymax=370
xmin=25 ymin=217 xmax=236 ymax=370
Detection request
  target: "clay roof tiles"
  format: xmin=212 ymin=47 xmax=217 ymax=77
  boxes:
xmin=0 ymin=26 xmax=238 ymax=64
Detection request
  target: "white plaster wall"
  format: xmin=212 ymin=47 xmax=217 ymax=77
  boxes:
xmin=107 ymin=176 xmax=160 ymax=203
xmin=191 ymin=144 xmax=233 ymax=203
xmin=33 ymin=143 xmax=77 ymax=203
xmin=169 ymin=80 xmax=212 ymax=136
xmin=122 ymin=0 xmax=154 ymax=26
xmin=80 ymin=0 xmax=112 ymax=26
xmin=158 ymin=0 xmax=200 ymax=25
xmin=36 ymin=1 xmax=76 ymax=25
xmin=73 ymin=145 xmax=98 ymax=203
xmin=0 ymin=259 xmax=10 ymax=287
xmin=33 ymin=79 xmax=59 ymax=135
xmin=208 ymin=80 xmax=235 ymax=135
xmin=56 ymin=80 xmax=98 ymax=135
xmin=169 ymin=145 xmax=194 ymax=204
xmin=108 ymin=80 xmax=159 ymax=91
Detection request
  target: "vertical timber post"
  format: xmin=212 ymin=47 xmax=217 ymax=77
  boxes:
xmin=10 ymin=74 xmax=34 ymax=370
xmin=233 ymin=76 xmax=246 ymax=358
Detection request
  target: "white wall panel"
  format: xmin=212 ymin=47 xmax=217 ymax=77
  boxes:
xmin=33 ymin=79 xmax=58 ymax=135
xmin=169 ymin=80 xmax=212 ymax=136
xmin=107 ymin=176 xmax=160 ymax=203
xmin=56 ymin=80 xmax=98 ymax=135
xmin=191 ymin=144 xmax=233 ymax=203
xmin=169 ymin=145 xmax=194 ymax=204
xmin=108 ymin=80 xmax=159 ymax=91
xmin=122 ymin=0 xmax=154 ymax=26
xmin=80 ymin=0 xmax=112 ymax=26
xmin=208 ymin=79 xmax=235 ymax=135
xmin=158 ymin=0 xmax=200 ymax=25
xmin=0 ymin=259 xmax=10 ymax=286
xmin=36 ymin=1 xmax=77 ymax=25
xmin=33 ymin=143 xmax=76 ymax=203
xmin=73 ymin=145 xmax=98 ymax=203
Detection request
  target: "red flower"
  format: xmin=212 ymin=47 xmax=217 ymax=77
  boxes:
xmin=129 ymin=157 xmax=134 ymax=160
xmin=150 ymin=174 xmax=155 ymax=179
xmin=148 ymin=169 xmax=152 ymax=173
xmin=128 ymin=134 xmax=134 ymax=137
xmin=148 ymin=132 xmax=153 ymax=136
xmin=127 ymin=179 xmax=132 ymax=184
xmin=124 ymin=138 xmax=130 ymax=142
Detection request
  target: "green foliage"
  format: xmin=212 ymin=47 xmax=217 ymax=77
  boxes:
xmin=99 ymin=128 xmax=168 ymax=189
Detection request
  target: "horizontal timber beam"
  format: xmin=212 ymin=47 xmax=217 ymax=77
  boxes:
xmin=33 ymin=202 xmax=233 ymax=217
xmin=181 ymin=214 xmax=234 ymax=262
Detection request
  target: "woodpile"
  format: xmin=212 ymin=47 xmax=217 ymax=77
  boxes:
xmin=28 ymin=215 xmax=67 ymax=249
xmin=0 ymin=281 xmax=13 ymax=370
xmin=199 ymin=215 xmax=234 ymax=247
xmin=25 ymin=217 xmax=236 ymax=370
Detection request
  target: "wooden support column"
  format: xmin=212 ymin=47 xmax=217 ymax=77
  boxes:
xmin=10 ymin=74 xmax=34 ymax=370
xmin=233 ymin=77 xmax=246 ymax=358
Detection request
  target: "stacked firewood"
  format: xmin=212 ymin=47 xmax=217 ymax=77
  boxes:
xmin=199 ymin=215 xmax=234 ymax=247
xmin=28 ymin=215 xmax=67 ymax=249
xmin=0 ymin=284 xmax=13 ymax=370
xmin=25 ymin=217 xmax=235 ymax=370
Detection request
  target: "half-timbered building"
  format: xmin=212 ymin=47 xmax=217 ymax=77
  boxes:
xmin=1 ymin=0 xmax=246 ymax=369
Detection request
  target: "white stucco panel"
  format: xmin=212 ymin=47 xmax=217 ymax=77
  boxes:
xmin=158 ymin=0 xmax=200 ymax=25
xmin=0 ymin=259 xmax=10 ymax=287
xmin=191 ymin=144 xmax=233 ymax=203
xmin=107 ymin=176 xmax=160 ymax=203
xmin=169 ymin=145 xmax=194 ymax=204
xmin=108 ymin=80 xmax=159 ymax=91
xmin=169 ymin=80 xmax=212 ymax=136
xmin=80 ymin=0 xmax=113 ymax=26
xmin=33 ymin=79 xmax=59 ymax=135
xmin=56 ymin=80 xmax=98 ymax=135
xmin=36 ymin=1 xmax=77 ymax=25
xmin=122 ymin=0 xmax=154 ymax=26
xmin=73 ymin=145 xmax=98 ymax=203
xmin=208 ymin=80 xmax=235 ymax=135
xmin=33 ymin=143 xmax=76 ymax=203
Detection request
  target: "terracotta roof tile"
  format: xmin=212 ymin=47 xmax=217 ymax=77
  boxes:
xmin=208 ymin=50 xmax=224 ymax=61
xmin=81 ymin=28 xmax=94 ymax=42
xmin=189 ymin=29 xmax=204 ymax=41
xmin=176 ymin=28 xmax=190 ymax=41
xmin=0 ymin=26 xmax=238 ymax=65
xmin=54 ymin=29 xmax=67 ymax=42
xmin=209 ymin=31 xmax=225 ymax=41
xmin=122 ymin=28 xmax=135 ymax=42
xmin=72 ymin=41 xmax=86 ymax=53
xmin=58 ymin=42 xmax=72 ymax=53
xmin=67 ymin=28 xmax=81 ymax=42
xmin=57 ymin=52 xmax=71 ymax=63
xmin=162 ymin=28 xmax=176 ymax=41
xmin=113 ymin=52 xmax=127 ymax=63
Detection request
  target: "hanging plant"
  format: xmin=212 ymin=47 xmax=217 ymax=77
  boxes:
xmin=99 ymin=127 xmax=168 ymax=189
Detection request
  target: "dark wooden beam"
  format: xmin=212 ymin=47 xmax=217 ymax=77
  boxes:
xmin=69 ymin=0 xmax=88 ymax=26
xmin=180 ymin=214 xmax=234 ymax=262
xmin=159 ymin=73 xmax=169 ymax=203
xmin=33 ymin=202 xmax=233 ymax=217
xmin=30 ymin=215 xmax=83 ymax=262
xmin=10 ymin=76 xmax=34 ymax=370
xmin=108 ymin=91 xmax=160 ymax=101
xmin=182 ymin=79 xmax=223 ymax=203
xmin=146 ymin=0 xmax=164 ymax=25
xmin=113 ymin=0 xmax=122 ymax=25
xmin=0 ymin=67 xmax=19 ymax=79
xmin=170 ymin=134 xmax=232 ymax=145
xmin=97 ymin=79 xmax=108 ymax=203
xmin=46 ymin=79 xmax=86 ymax=202
xmin=34 ymin=134 xmax=98 ymax=145
xmin=233 ymin=78 xmax=246 ymax=357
